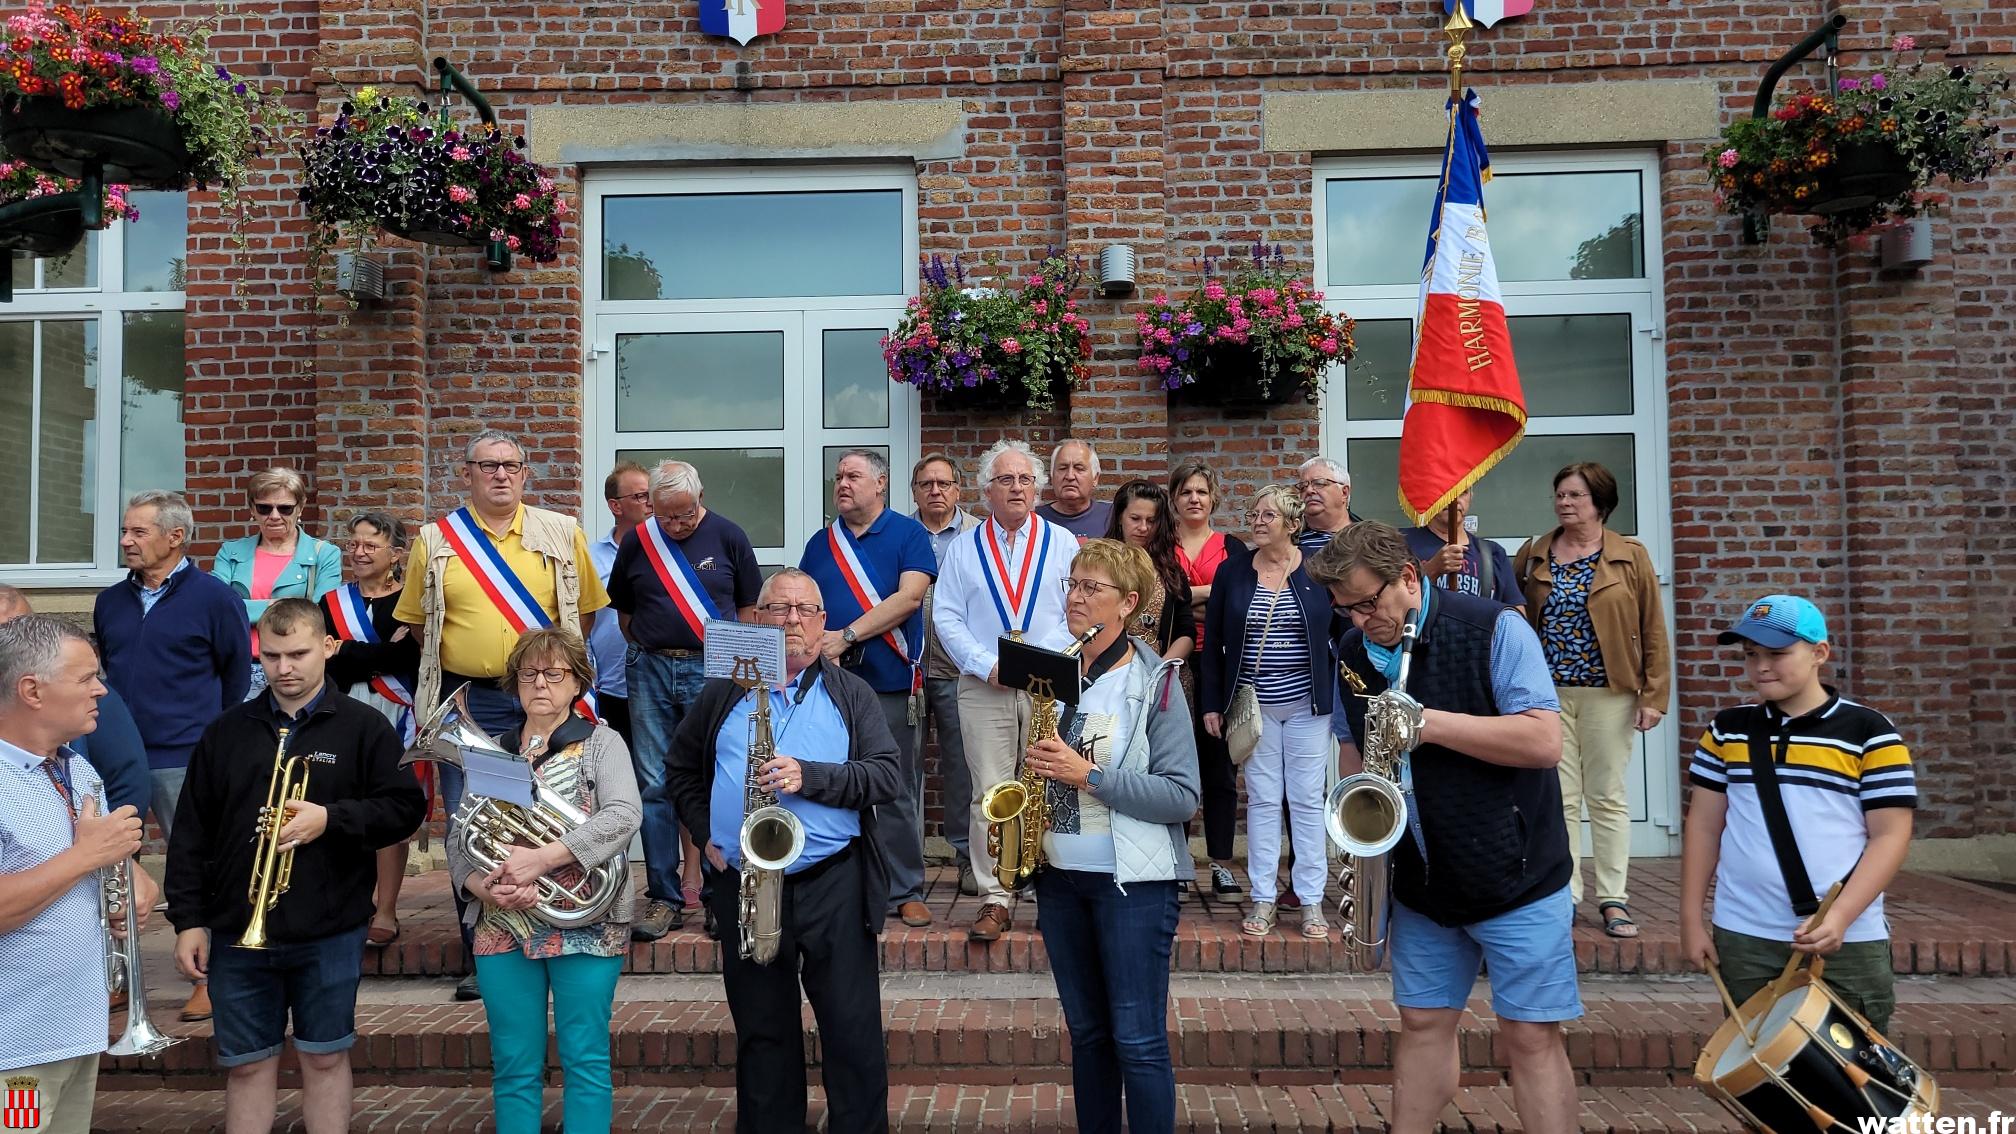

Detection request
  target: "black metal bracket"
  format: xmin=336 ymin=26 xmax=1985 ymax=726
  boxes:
xmin=1743 ymin=14 xmax=1849 ymax=244
xmin=431 ymin=57 xmax=511 ymax=272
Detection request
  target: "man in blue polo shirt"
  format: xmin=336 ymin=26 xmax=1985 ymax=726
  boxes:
xmin=609 ymin=459 xmax=763 ymax=940
xmin=799 ymin=448 xmax=937 ymax=927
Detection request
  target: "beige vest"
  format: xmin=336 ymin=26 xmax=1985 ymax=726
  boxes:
xmin=413 ymin=503 xmax=586 ymax=714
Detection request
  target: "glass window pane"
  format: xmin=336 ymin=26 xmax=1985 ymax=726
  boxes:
xmin=602 ymin=190 xmax=904 ymax=300
xmin=9 ymin=257 xmax=32 ymax=293
xmin=1341 ymin=318 xmax=1414 ymax=422
xmin=615 ymin=331 xmax=784 ymax=432
xmin=42 ymin=231 xmax=97 ymax=290
xmin=0 ymin=322 xmax=34 ymax=562
xmin=1486 ymin=172 xmax=1643 ymax=282
xmin=123 ymin=190 xmax=189 ymax=292
xmin=122 ymin=311 xmax=186 ymax=499
xmin=617 ymin=447 xmax=785 ymax=549
xmin=1346 ymin=433 xmax=1638 ymax=540
xmin=823 ymin=328 xmax=890 ymax=429
xmin=1510 ymin=314 xmax=1633 ymax=417
xmin=36 ymin=319 xmax=98 ymax=563
xmin=822 ymin=445 xmax=890 ymax=526
xmin=1324 ymin=178 xmax=1435 ymax=287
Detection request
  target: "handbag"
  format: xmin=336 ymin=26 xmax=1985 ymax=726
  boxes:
xmin=1223 ymin=587 xmax=1286 ymax=766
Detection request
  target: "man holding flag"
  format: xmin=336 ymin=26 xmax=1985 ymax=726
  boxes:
xmin=1307 ymin=33 xmax=1579 ymax=1131
xmin=799 ymin=449 xmax=939 ymax=929
xmin=609 ymin=459 xmax=763 ymax=940
xmin=394 ymin=428 xmax=609 ymax=1000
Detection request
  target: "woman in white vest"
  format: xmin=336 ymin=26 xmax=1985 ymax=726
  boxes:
xmin=1022 ymin=538 xmax=1201 ymax=1134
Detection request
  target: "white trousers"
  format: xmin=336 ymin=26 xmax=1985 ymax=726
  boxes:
xmin=1243 ymin=699 xmax=1333 ymax=905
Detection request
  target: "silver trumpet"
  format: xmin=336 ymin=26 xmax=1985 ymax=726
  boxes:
xmin=1324 ymin=607 xmax=1423 ymax=971
xmin=409 ymin=685 xmax=630 ymax=930
xmin=102 ymin=859 xmax=177 ymax=1057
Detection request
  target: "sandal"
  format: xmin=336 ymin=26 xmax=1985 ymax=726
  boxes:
xmin=1300 ymin=907 xmax=1330 ymax=939
xmin=1241 ymin=902 xmax=1278 ymax=937
xmin=366 ymin=917 xmax=401 ymax=947
xmin=1599 ymin=901 xmax=1640 ymax=939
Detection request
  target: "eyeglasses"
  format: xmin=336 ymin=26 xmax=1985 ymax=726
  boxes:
xmin=610 ymin=490 xmax=650 ymax=505
xmin=254 ymin=502 xmax=297 ymax=517
xmin=468 ymin=460 xmax=527 ymax=476
xmin=1334 ymin=579 xmax=1392 ymax=617
xmin=1244 ymin=510 xmax=1284 ymax=525
xmin=1060 ymin=577 xmax=1122 ymax=598
xmin=660 ymin=505 xmax=700 ymax=524
xmin=756 ymin=602 xmax=825 ymax=621
xmin=344 ymin=539 xmax=390 ymax=553
xmin=516 ymin=667 xmax=575 ymax=685
xmin=989 ymin=474 xmax=1037 ymax=488
xmin=913 ymin=478 xmax=957 ymax=492
xmin=1553 ymin=490 xmax=1591 ymax=502
xmin=1297 ymin=478 xmax=1345 ymax=493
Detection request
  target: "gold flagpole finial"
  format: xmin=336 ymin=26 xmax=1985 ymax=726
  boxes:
xmin=1444 ymin=5 xmax=1474 ymax=96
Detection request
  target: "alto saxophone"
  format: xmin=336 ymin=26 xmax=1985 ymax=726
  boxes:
xmin=736 ymin=659 xmax=805 ymax=965
xmin=1323 ymin=606 xmax=1423 ymax=971
xmin=980 ymin=624 xmax=1102 ymax=893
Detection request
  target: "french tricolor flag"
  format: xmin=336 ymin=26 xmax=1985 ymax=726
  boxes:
xmin=1443 ymin=0 xmax=1534 ymax=29
xmin=1398 ymin=89 xmax=1526 ymax=524
xmin=699 ymin=0 xmax=784 ymax=46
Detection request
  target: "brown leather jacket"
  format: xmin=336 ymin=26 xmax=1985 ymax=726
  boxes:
xmin=1511 ymin=527 xmax=1671 ymax=711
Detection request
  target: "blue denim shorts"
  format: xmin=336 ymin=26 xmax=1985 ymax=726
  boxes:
xmin=208 ymin=925 xmax=369 ymax=1066
xmin=1389 ymin=885 xmax=1583 ymax=1023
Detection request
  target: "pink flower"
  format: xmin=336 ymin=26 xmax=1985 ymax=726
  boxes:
xmin=1868 ymin=74 xmax=1888 ymax=91
xmin=448 ymin=185 xmax=475 ymax=203
xmin=1893 ymin=34 xmax=1915 ymax=51
xmin=159 ymin=90 xmax=180 ymax=111
xmin=1320 ymin=338 xmax=1340 ymax=355
xmin=1002 ymin=338 xmax=1023 ymax=355
xmin=538 ymin=177 xmax=555 ymax=193
xmin=1838 ymin=77 xmax=1861 ymax=91
xmin=513 ymin=193 xmax=533 ymax=210
xmin=555 ymin=199 xmax=572 ymax=216
xmin=490 ymin=228 xmax=506 ymax=241
xmin=507 ymin=235 xmax=522 ymax=251
xmin=450 ymin=146 xmax=472 ymax=161
xmin=1203 ymin=282 xmax=1226 ymax=300
xmin=1718 ymin=148 xmax=1740 ymax=168
xmin=1284 ymin=313 xmax=1304 ymax=328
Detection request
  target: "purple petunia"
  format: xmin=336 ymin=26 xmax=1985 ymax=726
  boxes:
xmin=160 ymin=90 xmax=181 ymax=111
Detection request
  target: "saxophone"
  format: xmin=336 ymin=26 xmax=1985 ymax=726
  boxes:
xmin=736 ymin=659 xmax=805 ymax=965
xmin=980 ymin=624 xmax=1102 ymax=893
xmin=1323 ymin=606 xmax=1423 ymax=970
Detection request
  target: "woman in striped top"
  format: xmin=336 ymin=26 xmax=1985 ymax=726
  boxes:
xmin=1198 ymin=484 xmax=1340 ymax=939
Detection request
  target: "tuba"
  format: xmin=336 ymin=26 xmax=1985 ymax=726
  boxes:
xmin=1323 ymin=607 xmax=1422 ymax=970
xmin=735 ymin=659 xmax=804 ymax=965
xmin=980 ymin=624 xmax=1101 ymax=894
xmin=240 ymin=727 xmax=311 ymax=950
xmin=408 ymin=685 xmax=630 ymax=930
xmin=102 ymin=858 xmax=176 ymax=1056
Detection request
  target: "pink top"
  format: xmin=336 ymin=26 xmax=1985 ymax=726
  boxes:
xmin=249 ymin=548 xmax=291 ymax=653
xmin=1176 ymin=531 xmax=1235 ymax=650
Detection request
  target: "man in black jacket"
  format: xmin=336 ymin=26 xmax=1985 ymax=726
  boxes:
xmin=665 ymin=568 xmax=903 ymax=1134
xmin=1307 ymin=523 xmax=1577 ymax=1134
xmin=167 ymin=599 xmax=426 ymax=1134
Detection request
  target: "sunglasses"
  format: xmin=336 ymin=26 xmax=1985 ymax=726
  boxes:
xmin=254 ymin=502 xmax=298 ymax=517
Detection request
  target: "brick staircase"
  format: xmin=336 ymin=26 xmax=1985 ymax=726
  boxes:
xmin=90 ymin=859 xmax=2016 ymax=1131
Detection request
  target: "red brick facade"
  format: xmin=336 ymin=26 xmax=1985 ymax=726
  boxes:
xmin=120 ymin=0 xmax=2014 ymax=836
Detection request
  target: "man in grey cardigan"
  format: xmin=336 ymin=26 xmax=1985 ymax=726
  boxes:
xmin=665 ymin=568 xmax=903 ymax=1134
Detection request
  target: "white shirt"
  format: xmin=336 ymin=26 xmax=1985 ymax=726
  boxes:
xmin=932 ymin=514 xmax=1077 ymax=681
xmin=0 ymin=737 xmax=109 ymax=1072
xmin=589 ymin=528 xmax=627 ymax=698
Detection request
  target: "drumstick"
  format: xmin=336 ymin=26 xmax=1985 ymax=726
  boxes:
xmin=1705 ymin=962 xmax=1750 ymax=1036
xmin=1771 ymin=881 xmax=1846 ymax=1001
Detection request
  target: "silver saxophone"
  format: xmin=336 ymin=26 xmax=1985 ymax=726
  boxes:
xmin=1324 ymin=606 xmax=1424 ymax=971
xmin=102 ymin=858 xmax=176 ymax=1056
xmin=737 ymin=659 xmax=805 ymax=965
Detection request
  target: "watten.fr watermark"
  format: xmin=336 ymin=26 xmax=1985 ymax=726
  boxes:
xmin=1859 ymin=1116 xmax=2016 ymax=1133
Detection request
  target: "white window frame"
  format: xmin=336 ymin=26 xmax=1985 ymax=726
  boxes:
xmin=581 ymin=166 xmax=920 ymax=563
xmin=1312 ymin=148 xmax=1681 ymax=854
xmin=1 ymin=226 xmax=185 ymax=587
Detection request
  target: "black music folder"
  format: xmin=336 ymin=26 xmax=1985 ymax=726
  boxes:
xmin=997 ymin=635 xmax=1086 ymax=706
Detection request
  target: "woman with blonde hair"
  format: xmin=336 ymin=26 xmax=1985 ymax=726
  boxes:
xmin=211 ymin=466 xmax=342 ymax=696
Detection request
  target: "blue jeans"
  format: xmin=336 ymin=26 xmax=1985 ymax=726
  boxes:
xmin=439 ymin=678 xmax=525 ymax=964
xmin=474 ymin=949 xmax=623 ymax=1134
xmin=1035 ymin=869 xmax=1180 ymax=1134
xmin=626 ymin=648 xmax=706 ymax=906
xmin=208 ymin=926 xmax=368 ymax=1067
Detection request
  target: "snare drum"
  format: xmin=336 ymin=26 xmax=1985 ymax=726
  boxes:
xmin=1696 ymin=970 xmax=1937 ymax=1132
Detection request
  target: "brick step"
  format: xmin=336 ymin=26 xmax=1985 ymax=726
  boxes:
xmin=98 ymin=992 xmax=2016 ymax=1088
xmin=86 ymin=1082 xmax=2016 ymax=1132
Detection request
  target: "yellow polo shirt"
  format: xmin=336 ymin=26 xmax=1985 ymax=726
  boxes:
xmin=393 ymin=506 xmax=610 ymax=678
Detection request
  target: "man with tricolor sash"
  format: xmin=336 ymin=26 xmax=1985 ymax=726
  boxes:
xmin=608 ymin=459 xmax=762 ymax=940
xmin=393 ymin=429 xmax=608 ymax=1000
xmin=798 ymin=449 xmax=938 ymax=929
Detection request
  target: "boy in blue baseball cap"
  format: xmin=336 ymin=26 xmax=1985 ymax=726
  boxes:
xmin=1679 ymin=594 xmax=1915 ymax=1032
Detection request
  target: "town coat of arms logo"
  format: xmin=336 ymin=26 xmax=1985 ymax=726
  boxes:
xmin=700 ymin=0 xmax=784 ymax=46
xmin=3 ymin=1076 xmax=41 ymax=1130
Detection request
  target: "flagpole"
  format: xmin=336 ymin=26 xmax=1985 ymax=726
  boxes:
xmin=1444 ymin=5 xmax=1474 ymax=96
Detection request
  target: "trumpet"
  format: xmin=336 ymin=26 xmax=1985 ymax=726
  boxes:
xmin=102 ymin=858 xmax=176 ymax=1057
xmin=1323 ymin=607 xmax=1421 ymax=971
xmin=240 ymin=727 xmax=311 ymax=950
xmin=981 ymin=624 xmax=1101 ymax=893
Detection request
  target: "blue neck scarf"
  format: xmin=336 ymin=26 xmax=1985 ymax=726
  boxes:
xmin=1363 ymin=586 xmax=1431 ymax=683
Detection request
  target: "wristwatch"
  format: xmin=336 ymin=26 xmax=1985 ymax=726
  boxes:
xmin=841 ymin=627 xmax=859 ymax=645
xmin=1085 ymin=766 xmax=1103 ymax=791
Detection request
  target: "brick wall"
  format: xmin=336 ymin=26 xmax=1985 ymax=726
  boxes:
xmin=115 ymin=0 xmax=2015 ymax=837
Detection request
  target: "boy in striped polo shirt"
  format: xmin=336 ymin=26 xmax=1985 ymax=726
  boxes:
xmin=1680 ymin=595 xmax=1915 ymax=1032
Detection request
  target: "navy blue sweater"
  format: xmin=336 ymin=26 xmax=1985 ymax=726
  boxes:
xmin=93 ymin=561 xmax=251 ymax=770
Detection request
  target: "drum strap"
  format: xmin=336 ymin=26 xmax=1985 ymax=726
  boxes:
xmin=1747 ymin=706 xmax=1821 ymax=918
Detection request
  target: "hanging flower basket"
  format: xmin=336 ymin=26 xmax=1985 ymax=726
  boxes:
xmin=1137 ymin=245 xmax=1353 ymax=407
xmin=884 ymin=253 xmax=1092 ymax=414
xmin=0 ymin=206 xmax=81 ymax=255
xmin=0 ymin=155 xmax=139 ymax=256
xmin=0 ymin=97 xmax=187 ymax=186
xmin=1710 ymin=34 xmax=2014 ymax=245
